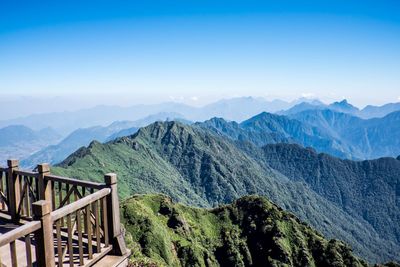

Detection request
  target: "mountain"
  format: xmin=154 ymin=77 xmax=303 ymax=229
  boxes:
xmin=282 ymin=99 xmax=400 ymax=119
xmin=329 ymin=99 xmax=360 ymax=114
xmin=0 ymin=97 xmax=293 ymax=134
xmin=261 ymin=143 xmax=400 ymax=247
xmin=290 ymin=109 xmax=400 ymax=159
xmin=105 ymin=112 xmax=189 ymax=142
xmin=20 ymin=113 xmax=190 ymax=169
xmin=280 ymin=102 xmax=326 ymax=115
xmin=20 ymin=121 xmax=137 ymax=168
xmin=0 ymin=125 xmax=61 ymax=164
xmin=0 ymin=103 xmax=194 ymax=135
xmin=122 ymin=194 xmax=370 ymax=267
xmin=199 ymin=113 xmax=351 ymax=159
xmin=51 ymin=121 xmax=399 ymax=262
xmin=360 ymin=103 xmax=400 ymax=119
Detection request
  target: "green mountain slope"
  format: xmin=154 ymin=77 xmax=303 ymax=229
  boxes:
xmin=261 ymin=143 xmax=400 ymax=246
xmin=122 ymin=194 xmax=369 ymax=267
xmin=52 ymin=121 xmax=399 ymax=262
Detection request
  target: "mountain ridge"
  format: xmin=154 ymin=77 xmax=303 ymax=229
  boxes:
xmin=52 ymin=121 xmax=400 ymax=262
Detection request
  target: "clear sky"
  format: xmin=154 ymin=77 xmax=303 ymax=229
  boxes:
xmin=1 ymin=0 xmax=400 ymax=107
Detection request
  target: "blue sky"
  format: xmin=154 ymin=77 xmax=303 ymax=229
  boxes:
xmin=1 ymin=0 xmax=400 ymax=107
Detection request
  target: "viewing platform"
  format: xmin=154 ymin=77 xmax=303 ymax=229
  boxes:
xmin=0 ymin=160 xmax=130 ymax=267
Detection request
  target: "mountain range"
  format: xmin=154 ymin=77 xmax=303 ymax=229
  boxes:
xmin=3 ymin=97 xmax=398 ymax=136
xmin=282 ymin=99 xmax=400 ymax=119
xmin=20 ymin=112 xmax=187 ymax=168
xmin=51 ymin=121 xmax=400 ymax=263
xmin=0 ymin=125 xmax=61 ymax=164
xmin=200 ymin=109 xmax=400 ymax=160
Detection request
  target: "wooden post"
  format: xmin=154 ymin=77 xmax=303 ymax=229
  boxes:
xmin=7 ymin=159 xmax=20 ymax=222
xmin=104 ymin=173 xmax=127 ymax=256
xmin=37 ymin=163 xmax=52 ymax=210
xmin=33 ymin=200 xmax=55 ymax=267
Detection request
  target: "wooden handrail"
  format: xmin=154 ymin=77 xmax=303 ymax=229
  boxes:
xmin=0 ymin=221 xmax=41 ymax=247
xmin=45 ymin=174 xmax=105 ymax=190
xmin=14 ymin=170 xmax=39 ymax=177
xmin=50 ymin=188 xmax=110 ymax=222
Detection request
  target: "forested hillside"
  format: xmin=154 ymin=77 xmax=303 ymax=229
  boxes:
xmin=52 ymin=121 xmax=400 ymax=262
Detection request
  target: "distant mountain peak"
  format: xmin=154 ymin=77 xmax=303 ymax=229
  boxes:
xmin=329 ymin=99 xmax=359 ymax=113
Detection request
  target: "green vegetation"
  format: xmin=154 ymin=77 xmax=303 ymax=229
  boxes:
xmin=261 ymin=143 xmax=400 ymax=248
xmin=122 ymin=194 xmax=369 ymax=267
xmin=52 ymin=121 xmax=400 ymax=263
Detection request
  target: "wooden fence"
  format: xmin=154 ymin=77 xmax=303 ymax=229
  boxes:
xmin=0 ymin=160 xmax=128 ymax=267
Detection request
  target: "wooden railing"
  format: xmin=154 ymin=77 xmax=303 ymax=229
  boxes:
xmin=0 ymin=160 xmax=128 ymax=267
xmin=0 ymin=166 xmax=8 ymax=213
xmin=0 ymin=220 xmax=40 ymax=266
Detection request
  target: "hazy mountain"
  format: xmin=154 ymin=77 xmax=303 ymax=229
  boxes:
xmin=282 ymin=99 xmax=400 ymax=119
xmin=52 ymin=121 xmax=399 ymax=262
xmin=206 ymin=109 xmax=400 ymax=160
xmin=360 ymin=102 xmax=400 ymax=119
xmin=329 ymin=99 xmax=360 ymax=114
xmin=20 ymin=121 xmax=137 ymax=168
xmin=279 ymin=101 xmax=326 ymax=115
xmin=122 ymin=194 xmax=369 ymax=267
xmin=0 ymin=125 xmax=61 ymax=164
xmin=199 ymin=113 xmax=352 ymax=159
xmin=290 ymin=109 xmax=400 ymax=159
xmin=0 ymin=97 xmax=294 ymax=134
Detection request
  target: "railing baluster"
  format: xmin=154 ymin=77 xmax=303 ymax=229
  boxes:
xmin=56 ymin=220 xmax=63 ymax=267
xmin=1 ymin=170 xmax=5 ymax=210
xmin=58 ymin=181 xmax=64 ymax=226
xmin=102 ymin=196 xmax=109 ymax=247
xmin=51 ymin=180 xmax=56 ymax=211
xmin=94 ymin=200 xmax=101 ymax=253
xmin=85 ymin=204 xmax=93 ymax=259
xmin=25 ymin=234 xmax=33 ymax=267
xmin=77 ymin=208 xmax=84 ymax=265
xmin=18 ymin=173 xmax=23 ymax=217
xmin=10 ymin=240 xmax=17 ymax=267
xmin=25 ymin=176 xmax=29 ymax=217
xmin=67 ymin=212 xmax=74 ymax=266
